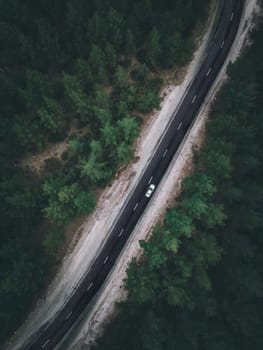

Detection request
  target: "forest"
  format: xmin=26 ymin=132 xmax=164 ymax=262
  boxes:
xmin=94 ymin=18 xmax=263 ymax=350
xmin=0 ymin=0 xmax=211 ymax=344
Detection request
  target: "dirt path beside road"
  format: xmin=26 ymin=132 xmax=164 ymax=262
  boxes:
xmin=6 ymin=1 xmax=260 ymax=349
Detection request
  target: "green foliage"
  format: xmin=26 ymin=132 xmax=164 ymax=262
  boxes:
xmin=131 ymin=64 xmax=149 ymax=83
xmin=117 ymin=116 xmax=139 ymax=143
xmin=69 ymin=137 xmax=84 ymax=155
xmin=115 ymin=66 xmax=129 ymax=89
xmin=13 ymin=115 xmax=45 ymax=151
xmin=106 ymin=7 xmax=124 ymax=49
xmin=37 ymin=97 xmax=61 ymax=131
xmin=0 ymin=174 xmax=41 ymax=226
xmin=63 ymin=73 xmax=91 ymax=121
xmin=124 ymin=29 xmax=136 ymax=56
xmin=104 ymin=42 xmax=118 ymax=71
xmin=0 ymin=0 xmax=211 ymax=343
xmin=43 ymin=227 xmax=64 ymax=256
xmin=20 ymin=70 xmax=56 ymax=110
xmin=137 ymin=89 xmax=160 ymax=113
xmin=144 ymin=27 xmax=161 ymax=67
xmin=88 ymin=44 xmax=106 ymax=81
xmin=0 ymin=239 xmax=48 ymax=343
xmin=42 ymin=176 xmax=95 ymax=224
xmin=93 ymin=22 xmax=263 ymax=350
xmin=80 ymin=140 xmax=111 ymax=183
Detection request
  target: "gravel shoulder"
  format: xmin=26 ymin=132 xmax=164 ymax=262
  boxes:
xmin=6 ymin=1 xmax=260 ymax=349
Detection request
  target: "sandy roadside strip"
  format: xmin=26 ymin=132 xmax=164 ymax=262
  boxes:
xmin=6 ymin=1 xmax=260 ymax=349
xmin=61 ymin=1 xmax=259 ymax=349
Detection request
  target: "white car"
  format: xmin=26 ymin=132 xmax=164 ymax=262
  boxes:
xmin=145 ymin=184 xmax=155 ymax=198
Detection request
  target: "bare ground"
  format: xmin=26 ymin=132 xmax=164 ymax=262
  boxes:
xmin=20 ymin=125 xmax=90 ymax=176
xmin=5 ymin=1 xmax=260 ymax=349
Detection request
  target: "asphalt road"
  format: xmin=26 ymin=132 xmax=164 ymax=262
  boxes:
xmin=21 ymin=0 xmax=244 ymax=349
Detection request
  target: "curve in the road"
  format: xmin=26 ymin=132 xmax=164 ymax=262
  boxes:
xmin=20 ymin=1 xmax=244 ymax=349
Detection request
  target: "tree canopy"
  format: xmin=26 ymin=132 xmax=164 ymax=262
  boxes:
xmin=0 ymin=0 xmax=211 ymax=344
xmin=93 ymin=21 xmax=263 ymax=350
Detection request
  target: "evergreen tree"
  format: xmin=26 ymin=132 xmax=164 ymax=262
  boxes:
xmin=144 ymin=27 xmax=161 ymax=67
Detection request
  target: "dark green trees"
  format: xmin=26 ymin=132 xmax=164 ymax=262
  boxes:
xmin=93 ymin=22 xmax=263 ymax=350
xmin=0 ymin=0 xmax=211 ymax=344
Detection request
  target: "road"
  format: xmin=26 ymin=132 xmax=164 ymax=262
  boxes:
xmin=20 ymin=0 xmax=244 ymax=349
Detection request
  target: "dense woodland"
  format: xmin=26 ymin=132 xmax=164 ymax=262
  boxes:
xmin=94 ymin=22 xmax=263 ymax=350
xmin=0 ymin=0 xmax=211 ymax=344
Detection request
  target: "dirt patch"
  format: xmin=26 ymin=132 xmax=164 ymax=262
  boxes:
xmin=7 ymin=1 xmax=259 ymax=349
xmin=60 ymin=1 xmax=260 ymax=349
xmin=20 ymin=124 xmax=90 ymax=176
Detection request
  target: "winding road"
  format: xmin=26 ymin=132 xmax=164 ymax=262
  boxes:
xmin=20 ymin=0 xmax=244 ymax=349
